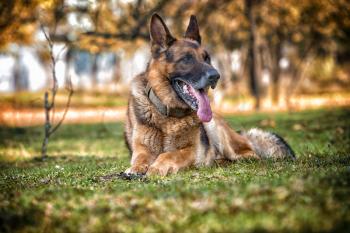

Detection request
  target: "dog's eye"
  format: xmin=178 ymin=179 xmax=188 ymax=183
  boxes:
xmin=181 ymin=53 xmax=194 ymax=64
xmin=204 ymin=54 xmax=211 ymax=64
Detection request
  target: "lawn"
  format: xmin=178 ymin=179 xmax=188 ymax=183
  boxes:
xmin=0 ymin=107 xmax=349 ymax=232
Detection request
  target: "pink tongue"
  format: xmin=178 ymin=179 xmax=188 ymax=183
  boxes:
xmin=190 ymin=87 xmax=212 ymax=122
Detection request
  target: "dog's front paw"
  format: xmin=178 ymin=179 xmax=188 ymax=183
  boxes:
xmin=146 ymin=162 xmax=179 ymax=176
xmin=125 ymin=164 xmax=149 ymax=175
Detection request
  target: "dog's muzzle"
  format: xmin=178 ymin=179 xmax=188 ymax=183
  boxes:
xmin=205 ymin=69 xmax=220 ymax=89
xmin=191 ymin=69 xmax=220 ymax=90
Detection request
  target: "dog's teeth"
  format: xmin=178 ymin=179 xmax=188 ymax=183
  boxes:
xmin=183 ymin=85 xmax=189 ymax=94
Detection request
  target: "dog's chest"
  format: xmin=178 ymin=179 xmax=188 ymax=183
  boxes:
xmin=156 ymin=115 xmax=200 ymax=152
xmin=162 ymin=126 xmax=199 ymax=152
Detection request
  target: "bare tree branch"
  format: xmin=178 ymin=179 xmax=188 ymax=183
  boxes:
xmin=50 ymin=78 xmax=74 ymax=134
xmin=83 ymin=31 xmax=149 ymax=40
xmin=40 ymin=22 xmax=74 ymax=158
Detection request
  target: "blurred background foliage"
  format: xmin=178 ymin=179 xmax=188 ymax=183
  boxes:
xmin=0 ymin=0 xmax=349 ymax=110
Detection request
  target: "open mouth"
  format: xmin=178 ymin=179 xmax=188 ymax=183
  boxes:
xmin=173 ymin=79 xmax=213 ymax=122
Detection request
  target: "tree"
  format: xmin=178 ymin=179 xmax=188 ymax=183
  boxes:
xmin=245 ymin=0 xmax=260 ymax=109
xmin=40 ymin=25 xmax=73 ymax=158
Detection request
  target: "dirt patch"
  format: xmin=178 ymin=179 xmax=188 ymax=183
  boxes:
xmin=0 ymin=107 xmax=127 ymax=127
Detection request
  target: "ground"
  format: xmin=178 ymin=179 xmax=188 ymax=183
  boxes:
xmin=0 ymin=107 xmax=349 ymax=232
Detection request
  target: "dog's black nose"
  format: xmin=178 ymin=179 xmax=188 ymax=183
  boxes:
xmin=206 ymin=69 xmax=220 ymax=88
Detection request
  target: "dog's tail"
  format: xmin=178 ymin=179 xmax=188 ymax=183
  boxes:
xmin=240 ymin=128 xmax=296 ymax=159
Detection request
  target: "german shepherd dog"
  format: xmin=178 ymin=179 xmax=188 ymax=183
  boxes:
xmin=124 ymin=14 xmax=295 ymax=176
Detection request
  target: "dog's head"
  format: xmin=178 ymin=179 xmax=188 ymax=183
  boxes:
xmin=148 ymin=14 xmax=220 ymax=122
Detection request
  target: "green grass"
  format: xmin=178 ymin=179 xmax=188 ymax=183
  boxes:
xmin=0 ymin=107 xmax=349 ymax=232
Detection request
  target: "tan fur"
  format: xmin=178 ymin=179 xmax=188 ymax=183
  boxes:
xmin=124 ymin=69 xmax=257 ymax=176
xmin=125 ymin=69 xmax=204 ymax=175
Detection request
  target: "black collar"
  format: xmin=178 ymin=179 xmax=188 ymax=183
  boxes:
xmin=145 ymin=83 xmax=192 ymax=118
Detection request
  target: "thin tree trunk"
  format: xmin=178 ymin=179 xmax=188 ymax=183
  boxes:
xmin=41 ymin=91 xmax=50 ymax=158
xmin=92 ymin=53 xmax=99 ymax=88
xmin=245 ymin=0 xmax=260 ymax=110
xmin=13 ymin=56 xmax=21 ymax=92
xmin=13 ymin=51 xmax=29 ymax=92
xmin=271 ymin=42 xmax=282 ymax=105
xmin=113 ymin=53 xmax=121 ymax=84
xmin=64 ymin=47 xmax=73 ymax=86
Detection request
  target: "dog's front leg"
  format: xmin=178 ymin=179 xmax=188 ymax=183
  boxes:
xmin=125 ymin=140 xmax=156 ymax=175
xmin=147 ymin=147 xmax=195 ymax=176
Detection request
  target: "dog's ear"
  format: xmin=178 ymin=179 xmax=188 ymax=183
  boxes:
xmin=150 ymin=13 xmax=175 ymax=55
xmin=184 ymin=15 xmax=201 ymax=44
